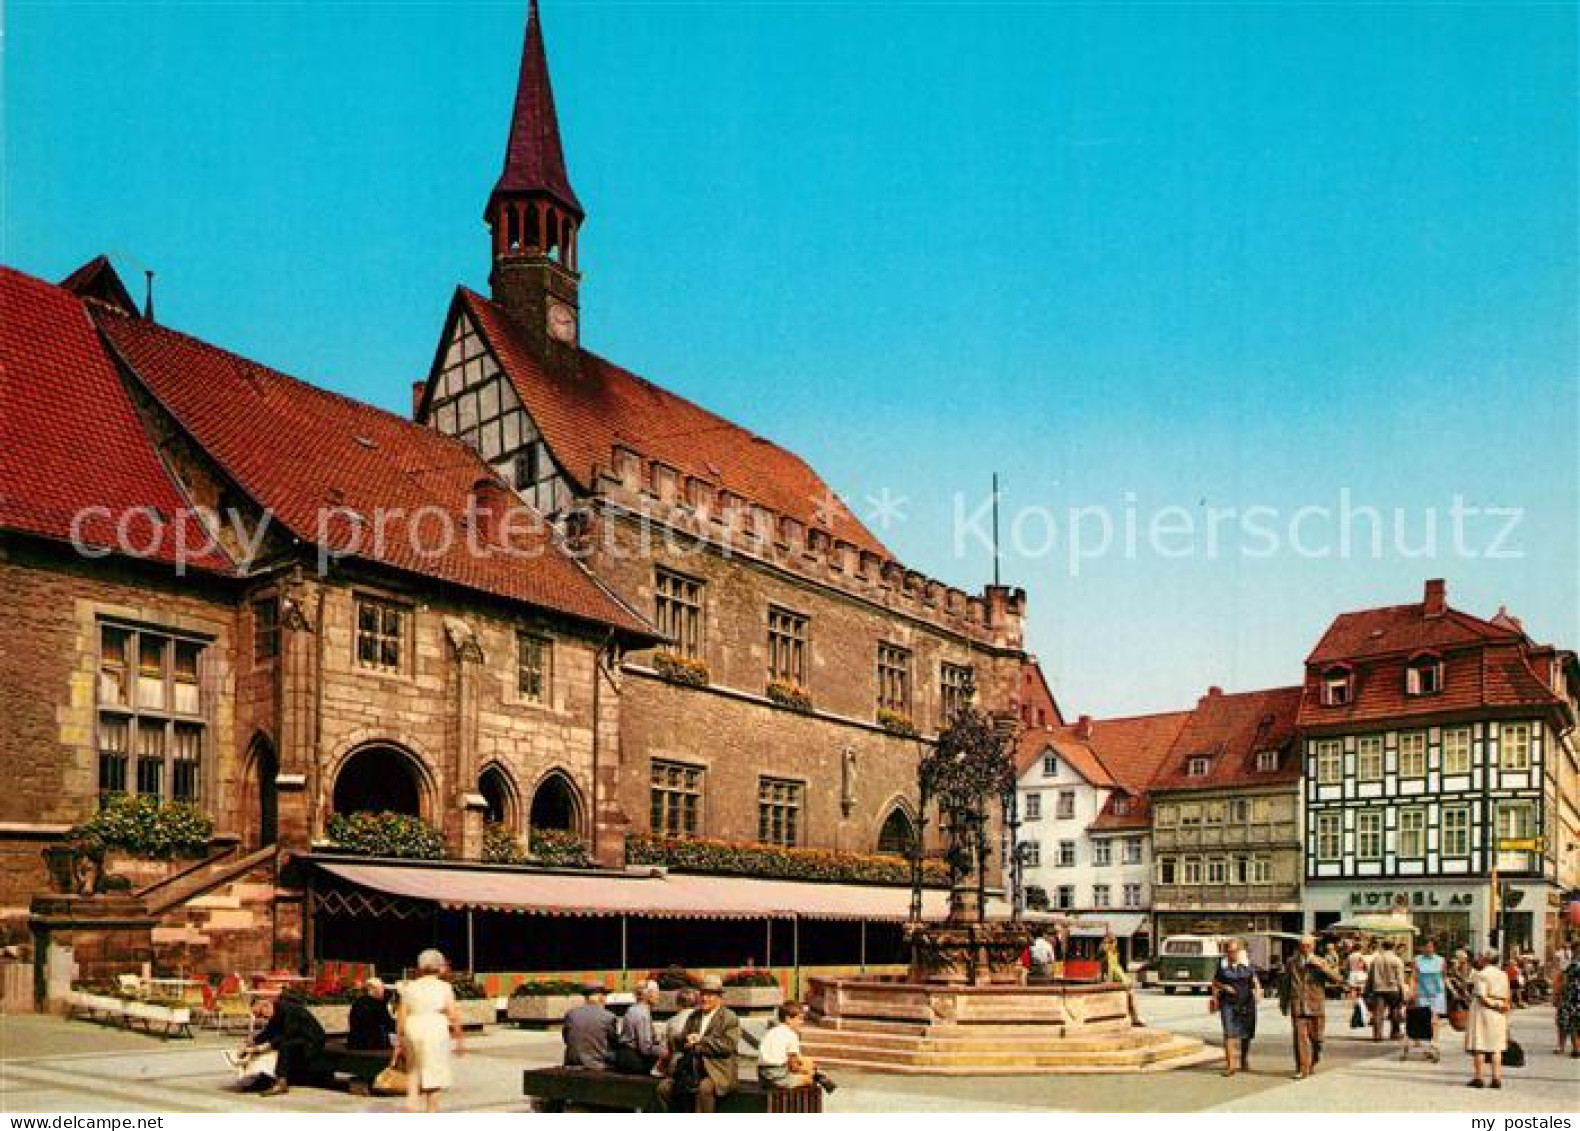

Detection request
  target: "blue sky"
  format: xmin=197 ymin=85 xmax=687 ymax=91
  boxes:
xmin=7 ymin=2 xmax=1576 ymax=716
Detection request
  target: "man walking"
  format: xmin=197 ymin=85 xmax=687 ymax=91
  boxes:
xmin=1366 ymin=939 xmax=1408 ymax=1042
xmin=1280 ymin=935 xmax=1340 ymax=1080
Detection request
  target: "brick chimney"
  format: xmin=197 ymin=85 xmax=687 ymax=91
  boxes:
xmin=411 ymin=380 xmax=426 ymax=420
xmin=1424 ymin=578 xmax=1447 ymax=618
xmin=470 ymin=477 xmax=513 ymax=542
xmin=1076 ymin=715 xmax=1094 ymax=740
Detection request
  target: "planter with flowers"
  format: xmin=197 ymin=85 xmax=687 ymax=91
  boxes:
xmin=507 ymin=979 xmax=587 ymax=1024
xmin=877 ymin=709 xmax=918 ymax=738
xmin=721 ymin=968 xmax=783 ymax=1012
xmin=765 ymin=679 xmax=813 ymax=714
xmin=652 ymin=651 xmax=710 ymax=687
xmin=649 ymin=966 xmax=701 ymax=1013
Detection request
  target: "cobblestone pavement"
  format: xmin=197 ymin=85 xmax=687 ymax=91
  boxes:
xmin=2 ymin=992 xmax=1574 ymax=1113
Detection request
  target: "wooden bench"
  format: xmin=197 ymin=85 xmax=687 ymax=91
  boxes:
xmin=522 ymin=1066 xmax=821 ymax=1113
xmin=320 ymin=1041 xmax=394 ymax=1090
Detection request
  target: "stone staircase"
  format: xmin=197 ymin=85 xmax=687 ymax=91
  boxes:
xmin=801 ymin=1016 xmax=1213 ymax=1074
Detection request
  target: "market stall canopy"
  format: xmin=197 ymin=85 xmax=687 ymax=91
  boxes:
xmin=1328 ymin=916 xmax=1420 ymax=934
xmin=310 ymin=858 xmax=1022 ymax=922
xmin=1066 ymin=913 xmax=1148 ymax=938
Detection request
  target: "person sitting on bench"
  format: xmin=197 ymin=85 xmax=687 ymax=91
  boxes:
xmin=655 ymin=975 xmax=740 ymax=1112
xmin=240 ymin=996 xmax=328 ymax=1096
xmin=562 ymin=984 xmax=618 ymax=1070
xmin=757 ymin=1001 xmax=835 ymax=1093
xmin=614 ymin=981 xmax=665 ymax=1075
xmin=347 ymin=978 xmax=396 ymax=1051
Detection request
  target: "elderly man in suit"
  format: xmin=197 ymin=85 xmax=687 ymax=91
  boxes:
xmin=1279 ymin=935 xmax=1341 ymax=1080
xmin=655 ymin=975 xmax=741 ymax=1112
xmin=562 ymin=984 xmax=618 ymax=1071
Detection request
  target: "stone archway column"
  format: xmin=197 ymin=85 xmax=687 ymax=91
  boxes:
xmin=273 ymin=575 xmax=317 ymax=853
xmin=444 ymin=617 xmax=487 ymax=860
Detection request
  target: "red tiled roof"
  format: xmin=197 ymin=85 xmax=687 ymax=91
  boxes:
xmin=1089 ymin=792 xmax=1152 ymax=832
xmin=490 ymin=0 xmax=581 ymax=215
xmin=1016 ymin=727 xmax=1114 ymax=788
xmin=93 ymin=304 xmax=653 ymax=637
xmin=458 ymin=289 xmax=890 ymax=557
xmin=1306 ymin=601 xmax=1516 ymax=664
xmin=0 ymin=267 xmax=232 ymax=573
xmin=1297 ymin=642 xmax=1565 ymax=729
xmin=1298 ymin=586 xmax=1565 ymax=729
xmin=1015 ymin=710 xmax=1191 ymax=793
xmin=1149 ymin=685 xmax=1303 ymax=793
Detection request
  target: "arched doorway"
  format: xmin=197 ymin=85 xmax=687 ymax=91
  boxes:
xmin=528 ymin=771 xmax=582 ymax=834
xmin=332 ymin=743 xmax=424 ymax=817
xmin=877 ymin=805 xmax=918 ymax=856
xmin=248 ymin=735 xmax=278 ymax=847
xmin=479 ymin=764 xmax=518 ymax=829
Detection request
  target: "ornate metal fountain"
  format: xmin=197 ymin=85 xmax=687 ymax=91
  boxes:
xmin=903 ymin=706 xmax=1030 ymax=984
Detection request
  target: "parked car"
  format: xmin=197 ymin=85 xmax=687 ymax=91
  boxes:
xmin=1153 ymin=932 xmax=1302 ymax=993
xmin=1155 ymin=935 xmax=1222 ymax=994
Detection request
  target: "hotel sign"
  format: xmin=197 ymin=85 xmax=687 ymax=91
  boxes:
xmin=1349 ymin=889 xmax=1474 ymax=910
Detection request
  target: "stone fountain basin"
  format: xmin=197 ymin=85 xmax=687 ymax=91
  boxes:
xmin=809 ymin=975 xmax=1133 ymax=1029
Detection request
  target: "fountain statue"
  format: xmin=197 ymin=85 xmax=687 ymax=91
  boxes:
xmin=802 ymin=703 xmax=1211 ymax=1074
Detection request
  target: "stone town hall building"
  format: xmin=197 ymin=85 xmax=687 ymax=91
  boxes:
xmin=0 ymin=2 xmax=1030 ymax=976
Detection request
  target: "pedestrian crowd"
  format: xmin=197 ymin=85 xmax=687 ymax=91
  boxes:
xmin=1207 ymin=933 xmax=1580 ymax=1091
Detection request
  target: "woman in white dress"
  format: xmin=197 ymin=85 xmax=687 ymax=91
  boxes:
xmin=1465 ymin=952 xmax=1511 ymax=1090
xmin=396 ymin=948 xmax=464 ymax=1112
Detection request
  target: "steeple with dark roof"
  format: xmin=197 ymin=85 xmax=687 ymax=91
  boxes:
xmin=490 ymin=0 xmax=581 ymax=218
xmin=485 ymin=0 xmax=585 ymax=373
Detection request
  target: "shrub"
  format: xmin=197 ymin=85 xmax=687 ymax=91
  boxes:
xmin=650 ymin=966 xmax=701 ymax=991
xmin=765 ymin=679 xmax=813 ymax=713
xmin=626 ymin=833 xmax=949 ymax=887
xmin=652 ymin=651 xmax=709 ymax=687
xmin=510 ymin=979 xmax=587 ymax=998
xmin=326 ymin=811 xmax=446 ymax=860
xmin=1025 ymin=885 xmax=1050 ymax=912
xmin=443 ymin=973 xmax=487 ymax=1001
xmin=483 ymin=822 xmax=526 ymax=864
xmin=529 ymin=828 xmax=591 ymax=868
xmin=722 ymin=968 xmax=778 ymax=987
xmin=877 ymin=709 xmax=918 ymax=738
xmin=70 ymin=795 xmax=214 ymax=860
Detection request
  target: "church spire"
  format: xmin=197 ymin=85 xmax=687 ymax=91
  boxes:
xmin=488 ymin=0 xmax=581 ymax=221
xmin=486 ymin=0 xmax=584 ymax=366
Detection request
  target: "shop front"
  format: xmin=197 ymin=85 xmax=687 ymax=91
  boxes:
xmin=1304 ymin=880 xmax=1559 ymax=956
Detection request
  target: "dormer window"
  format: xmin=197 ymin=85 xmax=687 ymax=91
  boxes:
xmin=1320 ymin=666 xmax=1353 ymax=706
xmin=1405 ymin=653 xmax=1443 ymax=696
xmin=1255 ymin=749 xmax=1279 ymax=772
xmin=1042 ymin=752 xmax=1058 ymax=777
xmin=1186 ymin=756 xmax=1211 ymax=778
xmin=1113 ymin=797 xmax=1132 ymax=816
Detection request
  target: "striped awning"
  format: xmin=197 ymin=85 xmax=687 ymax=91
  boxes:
xmin=311 ymin=859 xmax=1017 ymax=922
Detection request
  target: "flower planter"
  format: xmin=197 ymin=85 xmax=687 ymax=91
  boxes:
xmin=723 ymin=985 xmax=783 ymax=1011
xmin=457 ymin=998 xmax=497 ymax=1028
xmin=507 ymin=993 xmax=582 ymax=1024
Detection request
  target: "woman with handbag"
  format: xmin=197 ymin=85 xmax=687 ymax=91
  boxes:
xmin=1465 ymin=952 xmax=1511 ymax=1090
xmin=1554 ymin=956 xmax=1580 ymax=1058
xmin=1210 ymin=938 xmax=1262 ymax=1077
xmin=395 ymin=949 xmax=464 ymax=1113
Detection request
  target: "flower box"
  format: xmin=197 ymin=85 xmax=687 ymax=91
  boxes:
xmin=507 ymin=993 xmax=582 ymax=1024
xmin=723 ymin=985 xmax=783 ymax=1011
xmin=653 ymin=651 xmax=709 ymax=687
xmin=457 ymin=998 xmax=498 ymax=1028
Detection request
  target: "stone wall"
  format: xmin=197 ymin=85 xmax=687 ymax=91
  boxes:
xmin=586 ymin=508 xmax=1029 ymax=852
xmin=0 ymin=540 xmax=240 ymax=929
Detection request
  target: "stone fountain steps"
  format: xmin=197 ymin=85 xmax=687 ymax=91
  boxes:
xmin=808 ymin=1017 xmax=1143 ymax=1048
xmin=800 ymin=1031 xmax=1215 ymax=1075
xmin=811 ymin=1014 xmax=1135 ymax=1040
